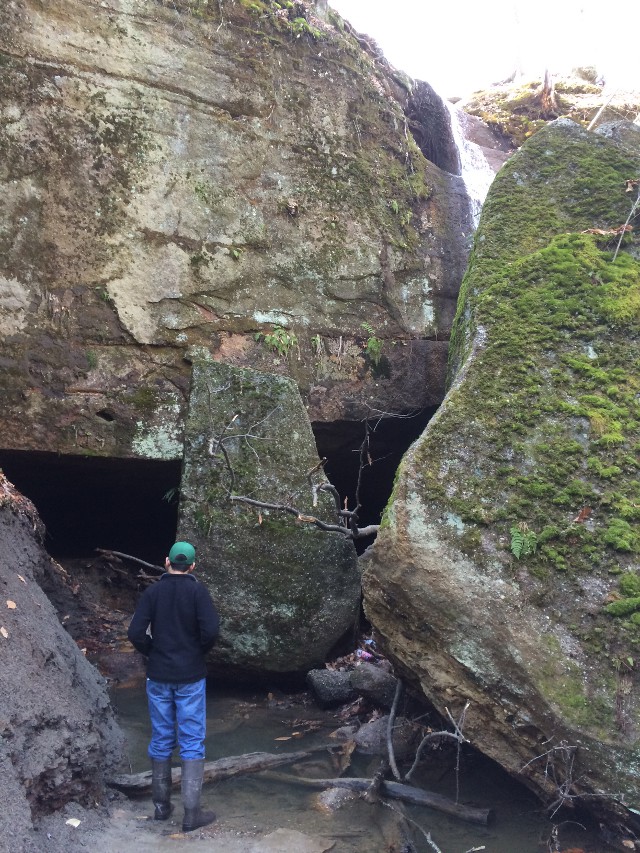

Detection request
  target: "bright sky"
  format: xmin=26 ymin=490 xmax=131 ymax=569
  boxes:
xmin=328 ymin=0 xmax=639 ymax=99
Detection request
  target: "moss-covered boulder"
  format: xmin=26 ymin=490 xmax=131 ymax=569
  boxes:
xmin=178 ymin=359 xmax=360 ymax=677
xmin=363 ymin=120 xmax=640 ymax=824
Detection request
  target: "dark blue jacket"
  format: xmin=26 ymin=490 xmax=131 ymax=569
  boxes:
xmin=127 ymin=573 xmax=220 ymax=683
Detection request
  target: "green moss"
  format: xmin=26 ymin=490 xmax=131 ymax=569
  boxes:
xmin=605 ymin=597 xmax=640 ymax=617
xmin=537 ymin=635 xmax=611 ymax=731
xmin=410 ymin=122 xmax=640 ymax=666
xmin=603 ymin=518 xmax=640 ymax=552
xmin=619 ymin=572 xmax=640 ymax=598
xmin=123 ymin=387 xmax=160 ymax=413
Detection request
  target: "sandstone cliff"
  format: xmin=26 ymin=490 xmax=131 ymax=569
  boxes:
xmin=0 ymin=0 xmax=476 ymax=458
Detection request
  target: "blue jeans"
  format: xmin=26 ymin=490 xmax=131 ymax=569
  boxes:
xmin=146 ymin=678 xmax=207 ymax=761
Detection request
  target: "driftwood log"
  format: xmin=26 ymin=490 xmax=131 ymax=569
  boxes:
xmin=107 ymin=748 xmax=334 ymax=794
xmin=109 ymin=749 xmax=494 ymax=826
xmin=263 ymin=772 xmax=495 ymax=826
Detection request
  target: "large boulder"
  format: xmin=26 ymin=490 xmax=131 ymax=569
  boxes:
xmin=0 ymin=0 xmax=475 ymax=459
xmin=363 ymin=120 xmax=640 ymax=828
xmin=0 ymin=474 xmax=124 ymax=846
xmin=178 ymin=358 xmax=360 ymax=677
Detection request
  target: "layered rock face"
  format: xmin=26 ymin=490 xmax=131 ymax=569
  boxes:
xmin=363 ymin=121 xmax=640 ymax=820
xmin=0 ymin=474 xmax=123 ymax=845
xmin=0 ymin=0 xmax=476 ymax=458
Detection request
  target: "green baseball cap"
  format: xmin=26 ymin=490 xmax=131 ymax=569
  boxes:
xmin=168 ymin=541 xmax=196 ymax=567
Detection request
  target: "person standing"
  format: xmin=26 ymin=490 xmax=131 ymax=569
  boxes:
xmin=127 ymin=541 xmax=220 ymax=832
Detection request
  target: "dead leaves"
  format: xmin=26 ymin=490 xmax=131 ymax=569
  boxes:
xmin=572 ymin=507 xmax=592 ymax=524
xmin=274 ymin=719 xmax=324 ymax=742
xmin=581 ymin=224 xmax=632 ymax=236
xmin=2 ymin=598 xmax=18 ymax=639
xmin=330 ymin=740 xmax=355 ymax=776
xmin=625 ymin=179 xmax=639 ymax=193
xmin=2 ymin=594 xmax=21 ymax=638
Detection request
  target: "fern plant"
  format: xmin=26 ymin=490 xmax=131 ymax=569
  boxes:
xmin=510 ymin=522 xmax=538 ymax=559
xmin=361 ymin=321 xmax=383 ymax=366
xmin=255 ymin=325 xmax=298 ymax=358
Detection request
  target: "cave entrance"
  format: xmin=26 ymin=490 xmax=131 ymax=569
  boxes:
xmin=0 ymin=406 xmax=436 ymax=564
xmin=0 ymin=450 xmax=181 ymax=566
xmin=313 ymin=406 xmax=437 ymax=553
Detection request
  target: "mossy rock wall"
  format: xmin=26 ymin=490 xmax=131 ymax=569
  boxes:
xmin=363 ymin=120 xmax=640 ymax=817
xmin=178 ymin=359 xmax=360 ymax=676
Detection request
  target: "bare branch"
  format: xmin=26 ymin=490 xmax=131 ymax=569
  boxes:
xmin=307 ymin=458 xmax=328 ymax=509
xmin=318 ymin=482 xmax=344 ymax=521
xmin=612 ymin=184 xmax=640 ymax=262
xmin=587 ymin=88 xmax=618 ymax=132
xmin=381 ymin=800 xmax=442 ymax=852
xmin=216 ymin=440 xmax=236 ymax=494
xmin=95 ymin=549 xmax=164 ymax=573
xmin=520 ymin=742 xmax=584 ymax=817
xmin=208 ymin=411 xmax=239 ymax=459
xmin=405 ymin=702 xmax=469 ymax=784
xmin=363 ymin=760 xmax=388 ymax=804
xmin=228 ymin=494 xmax=377 ymax=537
xmin=387 ymin=679 xmax=403 ymax=781
xmin=306 ymin=458 xmax=327 ymax=480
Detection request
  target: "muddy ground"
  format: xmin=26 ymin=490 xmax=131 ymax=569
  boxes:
xmin=0 ymin=530 xmax=348 ymax=853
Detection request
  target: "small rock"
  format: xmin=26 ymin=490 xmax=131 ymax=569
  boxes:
xmin=306 ymin=668 xmax=356 ymax=709
xmin=349 ymin=661 xmax=398 ymax=708
xmin=251 ymin=827 xmax=335 ymax=852
xmin=313 ymin=787 xmax=359 ymax=814
xmin=353 ymin=715 xmax=418 ymax=758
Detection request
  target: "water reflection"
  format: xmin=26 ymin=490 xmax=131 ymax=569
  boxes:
xmin=112 ymin=681 xmax=605 ymax=852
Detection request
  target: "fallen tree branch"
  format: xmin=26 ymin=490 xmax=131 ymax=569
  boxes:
xmin=95 ymin=549 xmax=164 ymax=573
xmin=612 ymin=184 xmax=640 ymax=262
xmin=229 ymin=494 xmax=379 ymax=538
xmin=262 ymin=773 xmax=495 ymax=825
xmin=107 ymin=747 xmax=336 ymax=794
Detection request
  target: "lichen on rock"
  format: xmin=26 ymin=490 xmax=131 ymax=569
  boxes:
xmin=178 ymin=359 xmax=360 ymax=677
xmin=0 ymin=0 xmax=480 ymax=456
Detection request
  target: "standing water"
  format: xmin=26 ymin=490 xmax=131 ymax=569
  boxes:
xmin=112 ymin=681 xmax=608 ymax=853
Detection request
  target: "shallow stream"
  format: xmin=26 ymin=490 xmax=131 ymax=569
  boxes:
xmin=112 ymin=681 xmax=608 ymax=853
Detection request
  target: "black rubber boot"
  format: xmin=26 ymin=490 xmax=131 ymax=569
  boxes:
xmin=181 ymin=758 xmax=216 ymax=832
xmin=151 ymin=758 xmax=172 ymax=820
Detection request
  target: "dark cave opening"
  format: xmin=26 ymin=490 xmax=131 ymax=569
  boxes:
xmin=0 ymin=450 xmax=181 ymax=566
xmin=0 ymin=406 xmax=436 ymax=566
xmin=314 ymin=406 xmax=438 ymax=554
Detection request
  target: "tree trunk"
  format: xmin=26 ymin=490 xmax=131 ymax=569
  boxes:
xmin=540 ymin=68 xmax=558 ymax=117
